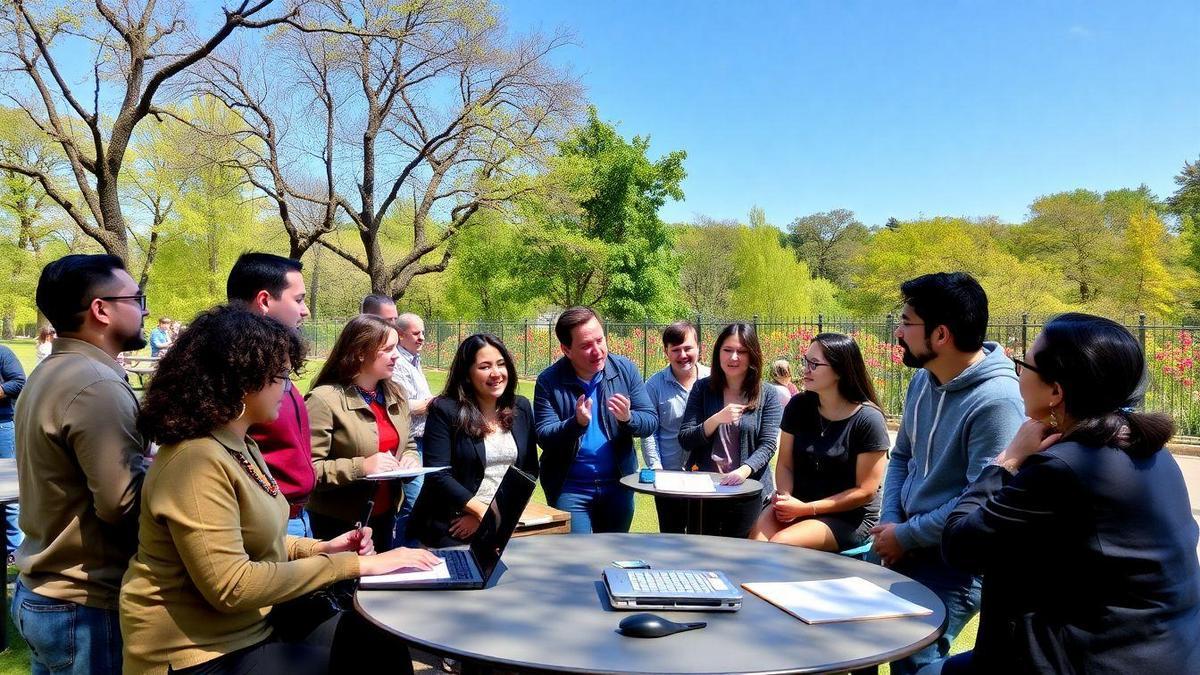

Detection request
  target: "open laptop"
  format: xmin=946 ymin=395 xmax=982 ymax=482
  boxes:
xmin=360 ymin=465 xmax=535 ymax=590
xmin=603 ymin=567 xmax=743 ymax=611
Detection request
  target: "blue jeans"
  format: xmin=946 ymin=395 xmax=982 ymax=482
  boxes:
xmin=0 ymin=420 xmax=22 ymax=552
xmin=286 ymin=509 xmax=313 ymax=538
xmin=884 ymin=551 xmax=982 ymax=675
xmin=554 ymin=481 xmax=634 ymax=534
xmin=11 ymin=580 xmax=122 ymax=675
xmin=393 ymin=438 xmax=424 ymax=548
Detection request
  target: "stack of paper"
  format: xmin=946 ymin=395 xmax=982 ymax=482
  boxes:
xmin=742 ymin=576 xmax=934 ymax=623
xmin=654 ymin=471 xmax=716 ymax=493
xmin=359 ymin=559 xmax=451 ymax=587
xmin=365 ymin=466 xmax=449 ymax=480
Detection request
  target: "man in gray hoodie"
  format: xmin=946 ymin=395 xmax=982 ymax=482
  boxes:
xmin=872 ymin=272 xmax=1024 ymax=674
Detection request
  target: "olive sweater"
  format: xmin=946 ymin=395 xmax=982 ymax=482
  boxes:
xmin=119 ymin=428 xmax=359 ymax=674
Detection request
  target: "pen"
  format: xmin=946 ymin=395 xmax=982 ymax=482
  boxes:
xmin=355 ymin=498 xmax=375 ymax=542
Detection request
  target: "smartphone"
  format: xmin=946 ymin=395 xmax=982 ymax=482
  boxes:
xmin=611 ymin=559 xmax=651 ymax=569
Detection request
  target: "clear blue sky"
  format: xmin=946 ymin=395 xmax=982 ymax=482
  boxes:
xmin=502 ymin=0 xmax=1200 ymax=228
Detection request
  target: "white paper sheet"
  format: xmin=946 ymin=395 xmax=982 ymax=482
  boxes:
xmin=359 ymin=559 xmax=451 ymax=587
xmin=742 ymin=576 xmax=934 ymax=624
xmin=364 ymin=466 xmax=449 ymax=480
xmin=654 ymin=471 xmax=716 ymax=493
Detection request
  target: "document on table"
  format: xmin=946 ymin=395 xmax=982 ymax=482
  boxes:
xmin=654 ymin=471 xmax=715 ymax=493
xmin=742 ymin=576 xmax=934 ymax=624
xmin=359 ymin=559 xmax=451 ymax=587
xmin=365 ymin=466 xmax=449 ymax=481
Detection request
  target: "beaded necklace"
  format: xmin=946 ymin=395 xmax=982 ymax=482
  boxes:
xmin=226 ymin=448 xmax=279 ymax=498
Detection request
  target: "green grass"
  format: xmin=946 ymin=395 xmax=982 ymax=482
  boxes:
xmin=0 ymin=342 xmax=975 ymax=670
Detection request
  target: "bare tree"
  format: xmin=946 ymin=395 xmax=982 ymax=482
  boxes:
xmin=199 ymin=0 xmax=579 ymax=299
xmin=0 ymin=0 xmax=303 ymax=261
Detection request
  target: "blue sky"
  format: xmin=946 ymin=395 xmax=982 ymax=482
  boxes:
xmin=501 ymin=1 xmax=1200 ymax=228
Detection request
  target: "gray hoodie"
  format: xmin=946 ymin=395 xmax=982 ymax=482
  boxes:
xmin=881 ymin=341 xmax=1024 ymax=552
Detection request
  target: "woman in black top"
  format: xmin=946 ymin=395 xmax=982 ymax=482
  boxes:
xmin=750 ymin=333 xmax=889 ymax=551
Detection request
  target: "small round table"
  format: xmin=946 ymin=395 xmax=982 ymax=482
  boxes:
xmin=356 ymin=533 xmax=946 ymax=674
xmin=620 ymin=471 xmax=763 ymax=534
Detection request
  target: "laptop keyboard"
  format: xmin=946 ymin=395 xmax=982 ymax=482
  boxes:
xmin=437 ymin=549 xmax=473 ymax=580
xmin=628 ymin=570 xmax=728 ymax=594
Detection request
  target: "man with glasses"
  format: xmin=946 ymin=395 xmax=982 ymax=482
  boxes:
xmin=14 ymin=254 xmax=151 ymax=673
xmin=227 ymin=252 xmax=314 ymax=538
xmin=872 ymin=272 xmax=1024 ymax=674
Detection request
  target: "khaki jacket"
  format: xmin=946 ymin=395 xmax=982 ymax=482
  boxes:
xmin=305 ymin=384 xmax=419 ymax=523
xmin=14 ymin=337 xmax=148 ymax=609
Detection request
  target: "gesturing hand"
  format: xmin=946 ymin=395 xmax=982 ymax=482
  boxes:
xmin=575 ymin=394 xmax=593 ymax=426
xmin=606 ymin=393 xmax=632 ymax=422
xmin=713 ymin=403 xmax=745 ymax=426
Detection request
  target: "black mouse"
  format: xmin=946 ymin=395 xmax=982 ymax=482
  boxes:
xmin=617 ymin=613 xmax=706 ymax=638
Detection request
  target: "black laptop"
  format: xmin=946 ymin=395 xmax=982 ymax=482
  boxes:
xmin=359 ymin=465 xmax=536 ymax=590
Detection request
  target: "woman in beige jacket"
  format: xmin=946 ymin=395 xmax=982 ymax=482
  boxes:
xmin=120 ymin=305 xmax=438 ymax=675
xmin=306 ymin=314 xmax=421 ymax=552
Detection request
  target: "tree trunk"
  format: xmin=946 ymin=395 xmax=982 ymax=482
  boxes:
xmin=2 ymin=314 xmax=13 ymax=340
xmin=309 ymin=244 xmax=322 ymax=320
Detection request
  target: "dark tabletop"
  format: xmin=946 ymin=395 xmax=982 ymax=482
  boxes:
xmin=619 ymin=471 xmax=764 ymax=500
xmin=356 ymin=533 xmax=947 ymax=674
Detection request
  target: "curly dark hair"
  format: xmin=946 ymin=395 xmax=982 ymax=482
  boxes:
xmin=138 ymin=305 xmax=306 ymax=445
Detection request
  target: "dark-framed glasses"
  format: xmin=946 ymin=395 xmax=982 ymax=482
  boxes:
xmin=801 ymin=357 xmax=830 ymax=372
xmin=1012 ymin=357 xmax=1041 ymax=376
xmin=97 ymin=294 xmax=148 ymax=311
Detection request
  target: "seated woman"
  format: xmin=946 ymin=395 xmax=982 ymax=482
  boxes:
xmin=678 ymin=322 xmax=781 ymax=538
xmin=409 ymin=334 xmax=539 ymax=547
xmin=750 ymin=333 xmax=889 ymax=551
xmin=306 ymin=315 xmax=422 ymax=552
xmin=120 ymin=306 xmax=438 ymax=675
xmin=939 ymin=313 xmax=1200 ymax=674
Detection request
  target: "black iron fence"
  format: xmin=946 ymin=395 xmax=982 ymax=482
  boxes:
xmin=302 ymin=314 xmax=1200 ymax=438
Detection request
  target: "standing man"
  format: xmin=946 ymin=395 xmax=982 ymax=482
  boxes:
xmin=375 ymin=302 xmax=434 ymax=548
xmin=14 ymin=254 xmax=150 ymax=673
xmin=0 ymin=342 xmax=26 ymax=560
xmin=872 ymin=272 xmax=1024 ymax=674
xmin=534 ymin=307 xmax=657 ymax=533
xmin=227 ymin=252 xmax=313 ymax=537
xmin=148 ymin=317 xmax=172 ymax=357
xmin=642 ymin=321 xmax=708 ymax=533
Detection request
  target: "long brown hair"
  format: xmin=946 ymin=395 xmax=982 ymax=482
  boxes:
xmin=440 ymin=333 xmax=519 ymax=437
xmin=708 ymin=322 xmax=763 ymax=409
xmin=313 ymin=315 xmax=403 ymax=401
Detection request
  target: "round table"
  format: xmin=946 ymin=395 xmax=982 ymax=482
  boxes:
xmin=356 ymin=533 xmax=946 ymax=674
xmin=620 ymin=471 xmax=763 ymax=534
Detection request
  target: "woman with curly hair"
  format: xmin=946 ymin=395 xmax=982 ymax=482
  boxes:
xmin=306 ymin=314 xmax=421 ymax=552
xmin=119 ymin=305 xmax=438 ymax=675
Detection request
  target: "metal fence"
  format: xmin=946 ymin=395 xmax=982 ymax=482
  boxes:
xmin=302 ymin=314 xmax=1200 ymax=438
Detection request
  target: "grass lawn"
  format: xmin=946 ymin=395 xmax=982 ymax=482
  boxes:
xmin=0 ymin=341 xmax=976 ymax=672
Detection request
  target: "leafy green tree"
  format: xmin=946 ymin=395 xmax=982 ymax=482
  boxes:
xmin=1112 ymin=210 xmax=1181 ymax=318
xmin=729 ymin=224 xmax=816 ymax=318
xmin=785 ymin=209 xmax=870 ymax=285
xmin=676 ymin=217 xmax=738 ymax=319
xmin=1009 ymin=190 xmax=1117 ymax=304
xmin=1167 ymin=156 xmax=1200 ymax=224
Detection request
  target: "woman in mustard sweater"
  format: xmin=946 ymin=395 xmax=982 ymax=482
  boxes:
xmin=120 ymin=306 xmax=437 ymax=675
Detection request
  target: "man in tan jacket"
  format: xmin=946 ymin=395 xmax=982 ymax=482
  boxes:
xmin=14 ymin=254 xmax=150 ymax=674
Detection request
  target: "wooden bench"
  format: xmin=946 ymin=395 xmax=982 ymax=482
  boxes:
xmin=514 ymin=502 xmax=570 ymax=537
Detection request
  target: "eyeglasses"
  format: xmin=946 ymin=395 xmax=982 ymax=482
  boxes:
xmin=97 ymin=294 xmax=147 ymax=311
xmin=801 ymin=357 xmax=830 ymax=372
xmin=897 ymin=321 xmax=925 ymax=328
xmin=273 ymin=373 xmax=293 ymax=393
xmin=1012 ymin=357 xmax=1041 ymax=376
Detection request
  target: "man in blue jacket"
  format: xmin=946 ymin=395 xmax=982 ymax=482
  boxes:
xmin=534 ymin=307 xmax=657 ymax=533
xmin=0 ymin=343 xmax=25 ymax=558
xmin=872 ymin=272 xmax=1024 ymax=674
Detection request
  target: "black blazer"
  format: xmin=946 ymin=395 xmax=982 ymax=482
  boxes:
xmin=409 ymin=396 xmax=540 ymax=547
xmin=942 ymin=441 xmax=1200 ymax=673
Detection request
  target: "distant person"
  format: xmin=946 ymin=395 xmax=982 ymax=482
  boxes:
xmin=678 ymin=322 xmax=781 ymax=538
xmin=941 ymin=313 xmax=1200 ymax=674
xmin=34 ymin=325 xmax=56 ymax=363
xmin=0 ymin=342 xmax=26 ymax=558
xmin=642 ymin=321 xmax=709 ymax=533
xmin=14 ymin=254 xmax=150 ymax=673
xmin=122 ymin=305 xmax=437 ymax=674
xmin=873 ymin=272 xmax=1024 ymax=674
xmin=149 ymin=317 xmax=172 ymax=357
xmin=410 ymin=334 xmax=539 ymax=547
xmin=534 ymin=307 xmax=657 ymax=533
xmin=228 ymin=252 xmax=315 ymax=537
xmin=769 ymin=357 xmax=799 ymax=405
xmin=750 ymin=333 xmax=888 ymax=551
xmin=306 ymin=315 xmax=422 ymax=553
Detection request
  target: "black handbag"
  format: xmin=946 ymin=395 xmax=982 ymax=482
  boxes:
xmin=267 ymin=586 xmax=346 ymax=641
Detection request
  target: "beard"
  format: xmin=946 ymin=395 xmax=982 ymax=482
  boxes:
xmin=121 ymin=328 xmax=148 ymax=352
xmin=899 ymin=336 xmax=934 ymax=369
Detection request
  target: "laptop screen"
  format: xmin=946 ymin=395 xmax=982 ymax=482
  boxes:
xmin=469 ymin=465 xmax=536 ymax=582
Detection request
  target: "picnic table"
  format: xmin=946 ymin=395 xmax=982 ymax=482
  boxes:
xmin=122 ymin=355 xmax=159 ymax=388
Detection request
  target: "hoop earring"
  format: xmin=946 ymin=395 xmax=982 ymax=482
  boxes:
xmin=235 ymin=402 xmax=247 ymax=420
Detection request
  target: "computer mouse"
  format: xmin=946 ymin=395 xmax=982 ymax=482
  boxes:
xmin=617 ymin=613 xmax=706 ymax=638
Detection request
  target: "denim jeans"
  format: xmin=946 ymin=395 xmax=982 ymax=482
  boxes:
xmin=884 ymin=551 xmax=982 ymax=675
xmin=286 ymin=509 xmax=313 ymax=538
xmin=0 ymin=420 xmax=23 ymax=552
xmin=554 ymin=481 xmax=634 ymax=534
xmin=11 ymin=580 xmax=122 ymax=675
xmin=393 ymin=438 xmax=424 ymax=548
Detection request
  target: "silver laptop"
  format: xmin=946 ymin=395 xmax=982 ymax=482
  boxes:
xmin=603 ymin=568 xmax=743 ymax=611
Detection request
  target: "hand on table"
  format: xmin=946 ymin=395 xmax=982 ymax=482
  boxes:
xmin=719 ymin=465 xmax=752 ymax=485
xmin=359 ymin=547 xmax=442 ymax=576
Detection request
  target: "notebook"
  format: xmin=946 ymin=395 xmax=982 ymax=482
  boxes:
xmin=742 ymin=576 xmax=934 ymax=624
